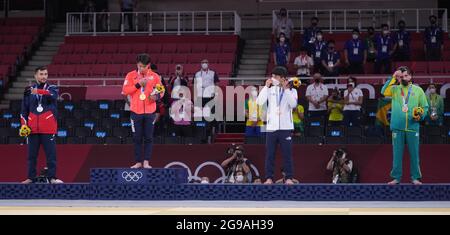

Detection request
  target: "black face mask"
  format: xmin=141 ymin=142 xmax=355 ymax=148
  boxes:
xmin=430 ymin=20 xmax=437 ymax=25
xmin=280 ymin=12 xmax=287 ymax=17
xmin=401 ymin=79 xmax=409 ymax=86
xmin=399 ymin=25 xmax=405 ymax=30
xmin=312 ymin=22 xmax=318 ymax=27
xmin=314 ymin=78 xmax=321 ymax=83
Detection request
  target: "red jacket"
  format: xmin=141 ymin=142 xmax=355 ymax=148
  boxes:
xmin=122 ymin=69 xmax=164 ymax=114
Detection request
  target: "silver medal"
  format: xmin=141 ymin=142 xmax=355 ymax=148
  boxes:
xmin=36 ymin=105 xmax=43 ymax=113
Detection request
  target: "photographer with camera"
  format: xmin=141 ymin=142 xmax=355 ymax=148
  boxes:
xmin=221 ymin=145 xmax=252 ymax=183
xmin=326 ymin=148 xmax=356 ymax=184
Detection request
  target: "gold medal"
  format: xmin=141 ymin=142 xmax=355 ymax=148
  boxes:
xmin=139 ymin=93 xmax=146 ymax=101
xmin=402 ymin=105 xmax=408 ymax=113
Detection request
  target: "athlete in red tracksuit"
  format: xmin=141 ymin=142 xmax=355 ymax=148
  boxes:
xmin=20 ymin=66 xmax=63 ymax=184
xmin=122 ymin=54 xmax=165 ymax=168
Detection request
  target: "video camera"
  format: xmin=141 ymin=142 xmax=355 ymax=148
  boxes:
xmin=34 ymin=167 xmax=50 ymax=184
xmin=226 ymin=144 xmax=245 ymax=160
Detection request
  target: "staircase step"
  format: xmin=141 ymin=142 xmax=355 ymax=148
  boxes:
xmin=8 ymin=87 xmax=26 ymax=94
xmin=246 ymin=39 xmax=271 ymax=44
xmin=242 ymin=54 xmax=269 ymax=59
xmin=16 ymin=76 xmax=31 ymax=82
xmin=35 ymin=51 xmax=57 ymax=56
xmin=28 ymin=61 xmax=50 ymax=66
xmin=245 ymin=44 xmax=271 ymax=49
xmin=4 ymin=93 xmax=24 ymax=100
xmin=12 ymin=81 xmax=31 ymax=88
xmin=238 ymin=70 xmax=267 ymax=75
xmin=239 ymin=64 xmax=267 ymax=70
xmin=0 ymin=104 xmax=10 ymax=110
xmin=31 ymin=55 xmax=54 ymax=61
xmin=240 ymin=59 xmax=268 ymax=65
xmin=20 ymin=71 xmax=35 ymax=77
xmin=40 ymin=46 xmax=59 ymax=51
xmin=42 ymin=41 xmax=63 ymax=47
xmin=243 ymin=49 xmax=268 ymax=55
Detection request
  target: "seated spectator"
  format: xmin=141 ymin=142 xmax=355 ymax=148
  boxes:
xmin=294 ymin=47 xmax=314 ymax=77
xmin=170 ymin=92 xmax=193 ymax=137
xmin=343 ymin=77 xmax=363 ymax=127
xmin=393 ymin=20 xmax=411 ymax=61
xmin=344 ymin=28 xmax=367 ymax=74
xmin=292 ymin=102 xmax=305 ymax=137
xmin=306 ymin=73 xmax=329 ymax=118
xmin=245 ymin=87 xmax=264 ymax=137
xmin=364 ymin=27 xmax=377 ymax=63
xmin=425 ymin=83 xmax=444 ymax=126
xmin=321 ymin=40 xmax=341 ymax=77
xmin=273 ymin=33 xmax=291 ymax=68
xmin=275 ymin=168 xmax=300 ymax=184
xmin=308 ymin=30 xmax=326 ymax=73
xmin=374 ymin=24 xmax=395 ymax=74
xmin=326 ymin=148 xmax=357 ymax=184
xmin=272 ymin=8 xmax=294 ymax=42
xmin=221 ymin=145 xmax=251 ymax=184
xmin=327 ymin=88 xmax=344 ymax=126
xmin=424 ymin=15 xmax=444 ymax=61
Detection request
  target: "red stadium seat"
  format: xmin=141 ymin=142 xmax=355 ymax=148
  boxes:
xmin=103 ymin=44 xmax=117 ymax=54
xmin=218 ymin=53 xmax=235 ymax=64
xmin=66 ymin=54 xmax=83 ymax=64
xmin=206 ymin=43 xmax=221 ymax=53
xmin=52 ymin=54 xmax=67 ymax=64
xmin=132 ymin=43 xmax=147 ymax=54
xmin=72 ymin=44 xmax=89 ymax=54
xmin=177 ymin=43 xmax=191 ymax=53
xmin=7 ymin=45 xmax=24 ymax=55
xmin=117 ymin=44 xmax=130 ymax=54
xmin=221 ymin=43 xmax=236 ymax=53
xmin=411 ymin=62 xmax=428 ymax=75
xmin=88 ymin=44 xmax=103 ymax=54
xmin=148 ymin=43 xmax=162 ymax=54
xmin=192 ymin=43 xmax=207 ymax=53
xmin=106 ymin=64 xmax=122 ymax=77
xmin=126 ymin=54 xmax=137 ymax=64
xmin=428 ymin=62 xmax=444 ymax=75
xmin=211 ymin=63 xmax=231 ymax=76
xmin=158 ymin=54 xmax=172 ymax=64
xmin=162 ymin=43 xmax=177 ymax=54
xmin=58 ymin=44 xmax=73 ymax=54
xmin=183 ymin=64 xmax=198 ymax=77
xmin=82 ymin=54 xmax=98 ymax=64
xmin=205 ymin=53 xmax=219 ymax=63
xmin=187 ymin=54 xmax=206 ymax=64
xmin=444 ymin=62 xmax=450 ymax=74
xmin=59 ymin=65 xmax=76 ymax=77
xmin=96 ymin=54 xmax=112 ymax=64
xmin=111 ymin=54 xmax=128 ymax=64
xmin=91 ymin=64 xmax=107 ymax=77
xmin=157 ymin=64 xmax=169 ymax=76
xmin=0 ymin=55 xmax=17 ymax=65
xmin=172 ymin=54 xmax=187 ymax=64
xmin=76 ymin=64 xmax=92 ymax=77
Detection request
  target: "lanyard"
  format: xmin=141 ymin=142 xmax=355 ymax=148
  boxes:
xmin=430 ymin=27 xmax=438 ymax=36
xmin=328 ymin=53 xmax=334 ymax=62
xmin=316 ymin=42 xmax=323 ymax=51
xmin=35 ymin=83 xmax=48 ymax=104
xmin=381 ymin=36 xmax=389 ymax=45
xmin=401 ymin=85 xmax=412 ymax=107
xmin=430 ymin=94 xmax=438 ymax=107
xmin=277 ymin=87 xmax=285 ymax=107
xmin=352 ymin=40 xmax=360 ymax=48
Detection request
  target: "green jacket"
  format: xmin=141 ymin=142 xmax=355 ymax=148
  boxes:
xmin=381 ymin=76 xmax=429 ymax=132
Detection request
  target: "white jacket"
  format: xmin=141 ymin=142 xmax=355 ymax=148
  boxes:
xmin=256 ymin=85 xmax=298 ymax=131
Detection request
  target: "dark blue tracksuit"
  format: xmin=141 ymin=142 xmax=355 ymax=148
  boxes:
xmin=21 ymin=82 xmax=59 ymax=180
xmin=130 ymin=112 xmax=156 ymax=162
xmin=265 ymin=130 xmax=294 ymax=180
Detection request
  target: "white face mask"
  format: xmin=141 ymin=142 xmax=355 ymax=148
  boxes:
xmin=383 ymin=30 xmax=389 ymax=35
xmin=271 ymin=78 xmax=280 ymax=86
xmin=280 ymin=37 xmax=286 ymax=42
xmin=316 ymin=35 xmax=323 ymax=41
xmin=429 ymin=88 xmax=436 ymax=94
xmin=200 ymin=180 xmax=209 ymax=184
xmin=201 ymin=63 xmax=208 ymax=70
xmin=235 ymin=175 xmax=244 ymax=182
xmin=251 ymin=90 xmax=258 ymax=97
xmin=352 ymin=34 xmax=359 ymax=40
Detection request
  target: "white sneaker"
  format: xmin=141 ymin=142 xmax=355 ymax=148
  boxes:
xmin=50 ymin=178 xmax=64 ymax=184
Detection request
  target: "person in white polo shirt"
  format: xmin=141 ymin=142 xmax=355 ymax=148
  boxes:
xmin=305 ymin=73 xmax=329 ymax=118
xmin=343 ymin=76 xmax=363 ymax=127
xmin=193 ymin=59 xmax=219 ymax=115
xmin=256 ymin=66 xmax=298 ymax=185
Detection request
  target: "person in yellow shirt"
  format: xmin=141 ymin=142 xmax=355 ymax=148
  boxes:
xmin=327 ymin=88 xmax=344 ymax=126
xmin=245 ymin=87 xmax=264 ymax=137
xmin=292 ymin=104 xmax=304 ymax=136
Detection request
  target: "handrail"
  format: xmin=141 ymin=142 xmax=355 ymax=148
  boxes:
xmin=66 ymin=11 xmax=241 ymax=36
xmin=273 ymin=8 xmax=448 ymax=33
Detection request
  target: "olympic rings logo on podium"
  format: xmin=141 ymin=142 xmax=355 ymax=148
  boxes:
xmin=121 ymin=171 xmax=143 ymax=182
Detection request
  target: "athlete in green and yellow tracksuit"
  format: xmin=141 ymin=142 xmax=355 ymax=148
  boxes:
xmin=381 ymin=68 xmax=429 ymax=184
